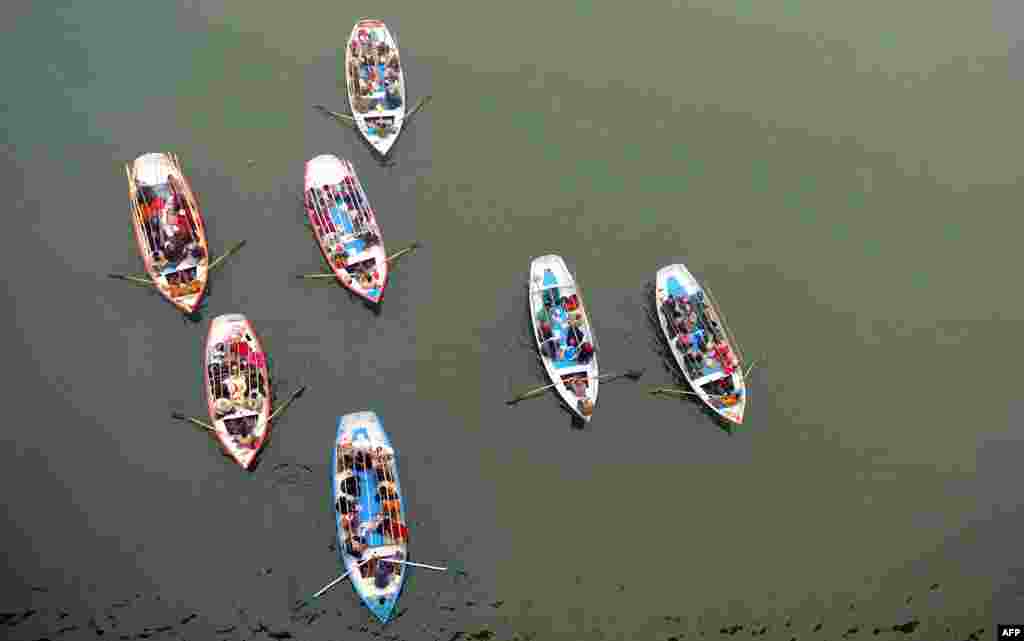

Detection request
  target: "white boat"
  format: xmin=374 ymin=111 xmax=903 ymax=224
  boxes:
xmin=126 ymin=152 xmax=209 ymax=314
xmin=655 ymin=264 xmax=746 ymax=425
xmin=203 ymin=314 xmax=272 ymax=469
xmin=528 ymin=255 xmax=599 ymax=421
xmin=332 ymin=412 xmax=408 ymax=624
xmin=303 ymin=154 xmax=389 ymax=304
xmin=344 ymin=18 xmax=406 ymax=157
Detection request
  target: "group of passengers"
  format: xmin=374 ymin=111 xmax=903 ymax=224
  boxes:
xmin=662 ymin=291 xmax=738 ymax=380
xmin=308 ymin=183 xmax=375 ymax=239
xmin=349 ymin=30 xmax=403 ymax=113
xmin=535 ymin=290 xmax=595 ymax=366
xmin=139 ymin=175 xmax=203 ymax=266
xmin=336 ymin=444 xmax=410 ymax=572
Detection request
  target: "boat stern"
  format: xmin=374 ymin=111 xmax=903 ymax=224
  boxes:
xmin=363 ymin=590 xmax=401 ymax=624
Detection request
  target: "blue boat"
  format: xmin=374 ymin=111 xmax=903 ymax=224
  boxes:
xmin=331 ymin=412 xmax=409 ymax=623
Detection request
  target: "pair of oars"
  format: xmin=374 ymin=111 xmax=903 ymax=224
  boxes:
xmin=506 ymin=368 xmax=645 ymax=405
xmin=171 ymin=385 xmax=306 ymax=433
xmin=649 ymin=358 xmax=761 ymax=399
xmin=309 ymin=557 xmax=452 ymax=601
xmin=295 ymin=242 xmax=421 ymax=280
xmin=108 ymin=240 xmax=247 ymax=287
xmin=313 ymin=95 xmax=432 ymax=129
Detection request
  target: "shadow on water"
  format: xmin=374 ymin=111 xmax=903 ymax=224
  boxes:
xmin=641 ymin=281 xmax=733 ymax=436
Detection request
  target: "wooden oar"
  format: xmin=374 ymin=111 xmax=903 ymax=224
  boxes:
xmin=649 ymin=387 xmax=733 ymax=401
xmin=296 ymin=242 xmax=421 ymax=279
xmin=387 ymin=241 xmax=421 ymax=264
xmin=108 ymin=273 xmax=154 ymax=286
xmin=311 ymin=558 xmax=370 ymax=599
xmin=380 ymin=559 xmax=448 ymax=572
xmin=313 ymin=104 xmax=356 ymax=125
xmin=743 ymin=358 xmax=760 ymax=380
xmin=170 ymin=411 xmax=216 ymax=432
xmin=209 ymin=240 xmax=246 ymax=272
xmin=406 ymin=95 xmax=432 ymax=123
xmin=268 ymin=385 xmax=306 ymax=423
xmin=507 ymin=369 xmax=644 ymax=405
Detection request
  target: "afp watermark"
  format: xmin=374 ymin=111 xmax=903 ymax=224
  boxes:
xmin=999 ymin=625 xmax=1024 ymax=638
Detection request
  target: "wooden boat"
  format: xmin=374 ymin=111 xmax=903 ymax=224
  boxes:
xmin=332 ymin=411 xmax=409 ymax=624
xmin=303 ymin=155 xmax=388 ymax=304
xmin=528 ymin=255 xmax=599 ymax=421
xmin=203 ymin=314 xmax=273 ymax=469
xmin=655 ymin=264 xmax=746 ymax=424
xmin=125 ymin=152 xmax=209 ymax=314
xmin=344 ymin=18 xmax=406 ymax=156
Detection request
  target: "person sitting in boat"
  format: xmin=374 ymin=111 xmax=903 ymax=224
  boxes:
xmin=577 ymin=341 xmax=595 ymax=364
xmin=567 ymin=375 xmax=587 ymax=398
xmin=712 ymin=340 xmax=737 ymax=374
xmin=537 ymin=320 xmax=553 ymax=344
xmin=336 ymin=494 xmax=357 ymax=516
xmin=385 ymin=83 xmax=402 ymax=109
xmin=225 ymin=367 xmax=247 ymax=405
xmin=376 ymin=517 xmax=409 ymax=542
xmin=345 ymin=534 xmax=368 ymax=558
xmin=339 ymin=475 xmax=361 ymax=498
xmin=566 ymin=319 xmax=585 ymax=346
xmin=353 ymin=448 xmax=371 ymax=472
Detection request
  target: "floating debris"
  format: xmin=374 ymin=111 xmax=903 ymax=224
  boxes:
xmin=892 ymin=619 xmax=920 ymax=634
xmin=489 ymin=601 xmax=504 ymax=609
xmin=663 ymin=616 xmax=682 ymax=624
xmin=842 ymin=625 xmax=860 ymax=638
xmin=179 ymin=614 xmax=197 ymax=625
xmin=468 ymin=629 xmax=495 ymax=640
xmin=720 ymin=624 xmax=743 ymax=635
xmin=215 ymin=625 xmax=236 ymax=634
xmin=929 ymin=583 xmax=941 ymax=591
xmin=88 ymin=616 xmax=105 ymax=636
xmin=3 ymin=609 xmax=38 ymax=626
xmin=268 ymin=629 xmax=293 ymax=639
xmin=812 ymin=622 xmax=823 ymax=632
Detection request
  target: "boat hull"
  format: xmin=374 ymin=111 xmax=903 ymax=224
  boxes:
xmin=203 ymin=314 xmax=273 ymax=468
xmin=528 ymin=255 xmax=599 ymax=421
xmin=332 ymin=411 xmax=408 ymax=624
xmin=127 ymin=152 xmax=209 ymax=314
xmin=344 ymin=18 xmax=406 ymax=157
xmin=303 ymin=154 xmax=388 ymax=304
xmin=655 ymin=264 xmax=746 ymax=424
